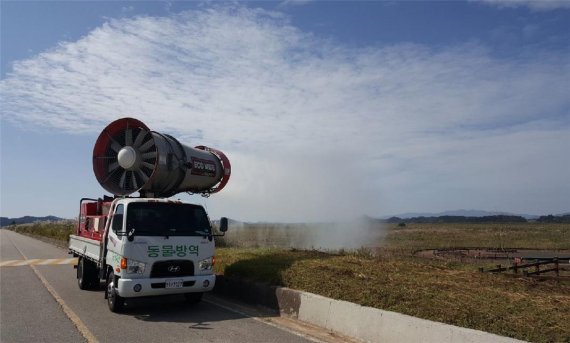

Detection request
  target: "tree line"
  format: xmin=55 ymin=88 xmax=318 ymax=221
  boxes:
xmin=383 ymin=214 xmax=570 ymax=224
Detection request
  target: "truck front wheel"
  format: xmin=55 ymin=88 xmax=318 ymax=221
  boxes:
xmin=106 ymin=270 xmax=124 ymax=312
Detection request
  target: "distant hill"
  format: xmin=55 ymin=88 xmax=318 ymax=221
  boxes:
xmin=386 ymin=209 xmax=540 ymax=220
xmin=0 ymin=216 xmax=65 ymax=227
xmin=384 ymin=215 xmax=528 ymax=224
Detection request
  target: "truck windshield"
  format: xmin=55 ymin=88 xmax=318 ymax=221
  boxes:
xmin=126 ymin=203 xmax=211 ymax=236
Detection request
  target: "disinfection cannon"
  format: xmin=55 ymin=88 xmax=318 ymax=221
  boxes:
xmin=93 ymin=117 xmax=230 ymax=197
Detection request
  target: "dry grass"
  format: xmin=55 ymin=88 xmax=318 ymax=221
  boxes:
xmin=218 ymin=222 xmax=570 ymax=253
xmin=7 ymin=221 xmax=74 ymax=242
xmin=215 ymin=247 xmax=570 ymax=342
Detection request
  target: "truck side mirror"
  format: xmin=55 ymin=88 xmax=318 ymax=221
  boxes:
xmin=220 ymin=217 xmax=228 ymax=233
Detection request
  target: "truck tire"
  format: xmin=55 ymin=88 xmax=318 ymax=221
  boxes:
xmin=77 ymin=257 xmax=96 ymax=290
xmin=184 ymin=292 xmax=203 ymax=304
xmin=90 ymin=269 xmax=101 ymax=290
xmin=106 ymin=270 xmax=124 ymax=312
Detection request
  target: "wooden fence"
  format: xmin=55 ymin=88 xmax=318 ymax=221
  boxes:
xmin=480 ymin=258 xmax=569 ymax=281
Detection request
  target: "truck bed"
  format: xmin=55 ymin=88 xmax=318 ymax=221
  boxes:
xmin=69 ymin=235 xmax=101 ymax=263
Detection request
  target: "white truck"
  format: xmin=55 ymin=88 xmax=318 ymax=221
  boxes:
xmin=69 ymin=117 xmax=232 ymax=312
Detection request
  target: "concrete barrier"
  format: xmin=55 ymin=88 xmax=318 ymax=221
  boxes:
xmin=214 ymin=276 xmax=525 ymax=343
xmin=288 ymin=288 xmax=524 ymax=343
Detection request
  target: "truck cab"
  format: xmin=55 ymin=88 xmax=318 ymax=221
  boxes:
xmin=69 ymin=197 xmax=228 ymax=312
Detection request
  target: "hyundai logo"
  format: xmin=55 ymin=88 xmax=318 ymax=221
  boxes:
xmin=168 ymin=266 xmax=181 ymax=273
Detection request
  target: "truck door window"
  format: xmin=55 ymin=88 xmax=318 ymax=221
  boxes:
xmin=112 ymin=204 xmax=124 ymax=233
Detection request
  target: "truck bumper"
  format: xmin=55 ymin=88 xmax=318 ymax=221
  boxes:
xmin=117 ymin=274 xmax=215 ymax=298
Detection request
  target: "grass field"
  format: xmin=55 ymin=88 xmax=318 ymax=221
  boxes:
xmin=219 ymin=221 xmax=570 ymax=252
xmin=6 ymin=221 xmax=570 ymax=342
xmin=384 ymin=222 xmax=570 ymax=251
xmin=7 ymin=221 xmax=74 ymax=242
xmin=215 ymin=247 xmax=569 ymax=343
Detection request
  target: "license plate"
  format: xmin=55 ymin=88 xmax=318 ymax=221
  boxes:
xmin=165 ymin=279 xmax=183 ymax=288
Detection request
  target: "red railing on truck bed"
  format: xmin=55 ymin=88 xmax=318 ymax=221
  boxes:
xmin=77 ymin=198 xmax=112 ymax=241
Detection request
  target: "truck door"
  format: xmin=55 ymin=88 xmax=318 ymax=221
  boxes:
xmin=108 ymin=204 xmax=124 ymax=255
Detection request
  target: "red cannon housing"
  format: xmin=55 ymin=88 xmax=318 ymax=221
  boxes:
xmin=92 ymin=117 xmax=231 ymax=198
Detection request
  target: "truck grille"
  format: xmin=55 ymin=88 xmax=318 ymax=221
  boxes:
xmin=150 ymin=260 xmax=194 ymax=278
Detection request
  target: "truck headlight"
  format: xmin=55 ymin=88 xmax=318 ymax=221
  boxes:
xmin=126 ymin=259 xmax=146 ymax=274
xmin=198 ymin=257 xmax=214 ymax=271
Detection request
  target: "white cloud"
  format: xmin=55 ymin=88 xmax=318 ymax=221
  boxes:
xmin=477 ymin=0 xmax=570 ymax=11
xmin=1 ymin=6 xmax=569 ymax=221
xmin=278 ymin=0 xmax=314 ymax=8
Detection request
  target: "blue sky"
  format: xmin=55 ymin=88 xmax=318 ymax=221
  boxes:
xmin=1 ymin=1 xmax=569 ymax=221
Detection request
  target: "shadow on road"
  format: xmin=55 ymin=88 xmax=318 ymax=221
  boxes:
xmin=120 ymin=294 xmax=275 ymax=327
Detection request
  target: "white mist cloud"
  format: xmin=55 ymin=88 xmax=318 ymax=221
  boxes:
xmin=1 ymin=6 xmax=569 ymax=221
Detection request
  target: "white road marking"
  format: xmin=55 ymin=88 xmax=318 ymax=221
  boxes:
xmin=0 ymin=258 xmax=78 ymax=267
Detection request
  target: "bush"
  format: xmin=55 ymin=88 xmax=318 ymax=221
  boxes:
xmin=9 ymin=221 xmax=74 ymax=242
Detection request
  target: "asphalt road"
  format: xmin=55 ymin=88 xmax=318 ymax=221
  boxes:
xmin=0 ymin=230 xmax=328 ymax=343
